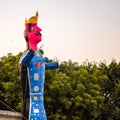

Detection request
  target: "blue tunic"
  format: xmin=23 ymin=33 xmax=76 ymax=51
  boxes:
xmin=20 ymin=50 xmax=58 ymax=120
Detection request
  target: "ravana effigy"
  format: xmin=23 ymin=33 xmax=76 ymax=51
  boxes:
xmin=19 ymin=11 xmax=59 ymax=120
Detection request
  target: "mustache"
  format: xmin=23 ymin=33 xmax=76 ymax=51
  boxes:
xmin=35 ymin=32 xmax=42 ymax=36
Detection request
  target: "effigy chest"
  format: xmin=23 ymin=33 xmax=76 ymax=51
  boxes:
xmin=28 ymin=51 xmax=47 ymax=120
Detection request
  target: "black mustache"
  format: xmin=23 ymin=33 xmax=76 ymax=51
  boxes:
xmin=35 ymin=32 xmax=42 ymax=36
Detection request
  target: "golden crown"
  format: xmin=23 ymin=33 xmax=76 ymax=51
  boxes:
xmin=25 ymin=11 xmax=39 ymax=24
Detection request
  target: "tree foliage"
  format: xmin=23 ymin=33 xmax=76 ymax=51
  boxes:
xmin=0 ymin=53 xmax=120 ymax=120
xmin=0 ymin=53 xmax=22 ymax=110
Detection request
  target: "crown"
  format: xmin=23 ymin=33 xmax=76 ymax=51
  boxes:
xmin=25 ymin=11 xmax=39 ymax=24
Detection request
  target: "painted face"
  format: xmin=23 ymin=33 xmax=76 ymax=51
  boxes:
xmin=25 ymin=24 xmax=42 ymax=50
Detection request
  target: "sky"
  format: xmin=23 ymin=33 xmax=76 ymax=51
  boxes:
xmin=0 ymin=0 xmax=120 ymax=64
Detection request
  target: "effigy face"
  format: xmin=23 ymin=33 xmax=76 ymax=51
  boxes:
xmin=25 ymin=11 xmax=42 ymax=50
xmin=26 ymin=23 xmax=42 ymax=50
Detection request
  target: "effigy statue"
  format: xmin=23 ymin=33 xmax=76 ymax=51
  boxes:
xmin=19 ymin=11 xmax=59 ymax=120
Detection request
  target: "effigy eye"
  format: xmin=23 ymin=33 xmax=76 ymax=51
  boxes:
xmin=31 ymin=27 xmax=35 ymax=32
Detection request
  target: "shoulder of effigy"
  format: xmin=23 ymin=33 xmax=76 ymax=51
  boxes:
xmin=33 ymin=50 xmax=45 ymax=60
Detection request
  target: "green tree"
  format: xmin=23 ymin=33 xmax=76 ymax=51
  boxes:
xmin=0 ymin=53 xmax=22 ymax=111
xmin=45 ymin=61 xmax=105 ymax=120
xmin=98 ymin=60 xmax=120 ymax=120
